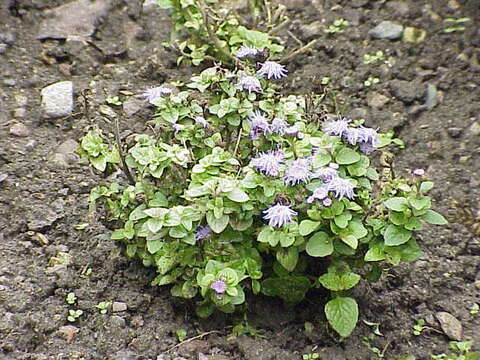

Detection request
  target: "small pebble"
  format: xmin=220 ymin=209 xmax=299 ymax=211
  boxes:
xmin=109 ymin=315 xmax=126 ymax=328
xmin=436 ymin=312 xmax=463 ymax=341
xmin=3 ymin=79 xmax=16 ymax=87
xmin=112 ymin=301 xmax=128 ymax=312
xmin=13 ymin=108 xmax=27 ymax=118
xmin=9 ymin=123 xmax=30 ymax=137
xmin=369 ymin=21 xmax=404 ymax=40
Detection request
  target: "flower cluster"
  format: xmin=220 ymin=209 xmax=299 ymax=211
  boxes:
xmin=257 ymin=61 xmax=288 ymax=80
xmin=141 ymin=85 xmax=172 ymax=105
xmin=284 ymin=158 xmax=312 ymax=186
xmin=308 ymin=168 xmax=356 ymax=204
xmin=235 ymin=46 xmax=262 ymax=59
xmin=250 ymin=150 xmax=285 ymax=177
xmin=323 ymin=119 xmax=380 ymax=154
xmin=248 ymin=112 xmax=300 ymax=140
xmin=263 ymin=203 xmax=297 ymax=228
xmin=236 ymin=76 xmax=262 ymax=93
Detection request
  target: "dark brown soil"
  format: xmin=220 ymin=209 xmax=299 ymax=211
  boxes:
xmin=0 ymin=0 xmax=479 ymax=359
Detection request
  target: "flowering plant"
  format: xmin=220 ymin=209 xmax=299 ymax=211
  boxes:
xmin=82 ymin=52 xmax=447 ymax=337
xmin=156 ymin=0 xmax=285 ymax=65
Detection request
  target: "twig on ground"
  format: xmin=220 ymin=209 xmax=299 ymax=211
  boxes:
xmin=166 ymin=330 xmax=221 ymax=352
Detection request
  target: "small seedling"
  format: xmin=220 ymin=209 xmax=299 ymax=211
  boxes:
xmin=303 ymin=353 xmax=320 ymax=360
xmin=325 ymin=18 xmax=350 ymax=34
xmin=176 ymin=329 xmax=187 ymax=342
xmin=106 ymin=96 xmax=123 ymax=106
xmin=321 ymin=77 xmax=331 ymax=85
xmin=67 ymin=309 xmax=83 ymax=322
xmin=413 ymin=319 xmax=426 ymax=336
xmin=469 ymin=303 xmax=479 ymax=316
xmin=364 ymin=319 xmax=383 ymax=336
xmin=443 ymin=17 xmax=470 ymax=33
xmin=65 ymin=292 xmax=77 ymax=305
xmin=364 ymin=50 xmax=385 ymax=65
xmin=74 ymin=223 xmax=89 ymax=230
xmin=432 ymin=340 xmax=479 ymax=360
xmin=96 ymin=301 xmax=112 ymax=314
xmin=304 ymin=321 xmax=315 ymax=334
xmin=81 ymin=267 xmax=92 ymax=278
xmin=364 ymin=77 xmax=380 ymax=87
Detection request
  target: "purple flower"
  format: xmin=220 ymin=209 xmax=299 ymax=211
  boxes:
xmin=263 ymin=203 xmax=297 ymax=228
xmin=357 ymin=126 xmax=379 ymax=145
xmin=307 ymin=184 xmax=329 ymax=204
xmin=172 ymin=123 xmax=185 ymax=133
xmin=267 ymin=117 xmax=288 ymax=135
xmin=284 ymin=158 xmax=312 ymax=186
xmin=249 ymin=111 xmax=269 ymax=139
xmin=284 ymin=125 xmax=299 ymax=136
xmin=327 ymin=177 xmax=356 ymax=200
xmin=343 ymin=127 xmax=361 ymax=145
xmin=412 ymin=168 xmax=425 ymax=177
xmin=359 ymin=142 xmax=376 ymax=154
xmin=257 ymin=61 xmax=288 ymax=80
xmin=194 ymin=116 xmax=209 ymax=128
xmin=195 ymin=225 xmax=212 ymax=241
xmin=323 ymin=118 xmax=351 ymax=137
xmin=237 ymin=76 xmax=262 ymax=93
xmin=322 ymin=198 xmax=333 ymax=207
xmin=211 ymin=279 xmax=227 ymax=294
xmin=312 ymin=166 xmax=338 ymax=182
xmin=141 ymin=85 xmax=172 ymax=105
xmin=236 ymin=46 xmax=261 ymax=59
xmin=250 ymin=150 xmax=285 ymax=177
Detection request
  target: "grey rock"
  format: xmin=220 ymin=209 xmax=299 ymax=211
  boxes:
xmin=13 ymin=108 xmax=27 ymax=118
xmin=15 ymin=94 xmax=28 ymax=107
xmin=109 ymin=316 xmax=126 ymax=328
xmin=386 ymin=1 xmax=410 ymax=17
xmin=0 ymin=44 xmax=7 ymax=54
xmin=3 ymin=79 xmax=16 ymax=87
xmin=26 ymin=201 xmax=65 ymax=231
xmin=50 ymin=139 xmax=80 ymax=168
xmin=37 ymin=0 xmax=113 ymax=40
xmin=349 ymin=108 xmax=368 ymax=120
xmin=469 ymin=122 xmax=480 ymax=136
xmin=41 ymin=81 xmax=74 ymax=118
xmin=112 ymin=301 xmax=128 ymax=312
xmin=446 ymin=127 xmax=462 ymax=138
xmin=350 ymin=0 xmax=369 ymax=7
xmin=389 ymin=79 xmax=425 ymax=104
xmin=436 ymin=312 xmax=463 ymax=341
xmin=369 ymin=21 xmax=404 ymax=40
xmin=367 ymin=92 xmax=389 ymax=109
xmin=300 ymin=21 xmax=322 ymax=39
xmin=9 ymin=123 xmax=30 ymax=137
xmin=0 ymin=32 xmax=16 ymax=45
xmin=123 ymin=97 xmax=144 ymax=116
xmin=424 ymin=84 xmax=438 ymax=109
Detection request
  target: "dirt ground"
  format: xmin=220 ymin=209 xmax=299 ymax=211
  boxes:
xmin=0 ymin=0 xmax=479 ymax=359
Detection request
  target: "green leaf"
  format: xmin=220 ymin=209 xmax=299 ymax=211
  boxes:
xmin=325 ymin=297 xmax=359 ymax=337
xmin=206 ymin=213 xmax=229 ymax=233
xmin=306 ymin=232 xmax=333 ymax=257
xmin=340 ymin=233 xmax=358 ymax=249
xmin=258 ymin=227 xmax=278 ymax=246
xmin=313 ymin=153 xmax=332 ymax=167
xmin=348 ymin=220 xmax=368 ymax=239
xmin=319 ymin=271 xmax=361 ymax=292
xmin=334 ymin=213 xmax=351 ymax=228
xmin=146 ymin=218 xmax=164 ymax=233
xmin=384 ymin=197 xmax=409 ymax=212
xmin=336 ymin=148 xmax=360 ymax=165
xmin=421 ymin=210 xmax=448 ymax=225
xmin=261 ymin=276 xmax=311 ymax=304
xmin=364 ymin=243 xmax=386 ymax=261
xmin=276 ymin=247 xmax=298 ymax=272
xmin=419 ymin=181 xmax=434 ymax=193
xmin=147 ymin=240 xmax=163 ymax=254
xmin=299 ymin=220 xmax=321 ymax=236
xmin=384 ymin=224 xmax=411 ymax=246
xmin=90 ymin=155 xmax=107 ymax=172
xmin=409 ymin=197 xmax=431 ymax=211
xmin=225 ymin=188 xmax=250 ymax=202
xmin=366 ymin=168 xmax=379 ymax=181
xmin=111 ymin=229 xmax=125 ymax=240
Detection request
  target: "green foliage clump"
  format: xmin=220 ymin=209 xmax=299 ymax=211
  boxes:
xmin=157 ymin=0 xmax=284 ymax=65
xmin=82 ymin=55 xmax=447 ymax=337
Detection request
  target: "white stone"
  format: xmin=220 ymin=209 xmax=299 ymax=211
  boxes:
xmin=41 ymin=81 xmax=74 ymax=118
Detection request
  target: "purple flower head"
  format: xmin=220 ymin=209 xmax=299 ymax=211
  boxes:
xmin=194 ymin=116 xmax=209 ymax=128
xmin=323 ymin=118 xmax=351 ymax=137
xmin=322 ymin=198 xmax=333 ymax=207
xmin=237 ymin=76 xmax=262 ymax=93
xmin=195 ymin=225 xmax=212 ymax=241
xmin=141 ymin=85 xmax=172 ymax=105
xmin=236 ymin=46 xmax=261 ymax=59
xmin=210 ymin=279 xmax=227 ymax=294
xmin=250 ymin=150 xmax=285 ymax=177
xmin=284 ymin=158 xmax=312 ymax=186
xmin=263 ymin=203 xmax=297 ymax=228
xmin=257 ymin=61 xmax=288 ymax=80
xmin=312 ymin=166 xmax=338 ymax=182
xmin=327 ymin=177 xmax=356 ymax=200
xmin=172 ymin=123 xmax=185 ymax=134
xmin=267 ymin=117 xmax=288 ymax=135
xmin=284 ymin=125 xmax=299 ymax=136
xmin=359 ymin=142 xmax=376 ymax=155
xmin=357 ymin=126 xmax=379 ymax=145
xmin=307 ymin=184 xmax=329 ymax=204
xmin=343 ymin=127 xmax=361 ymax=145
xmin=249 ymin=111 xmax=269 ymax=139
xmin=412 ymin=168 xmax=425 ymax=177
